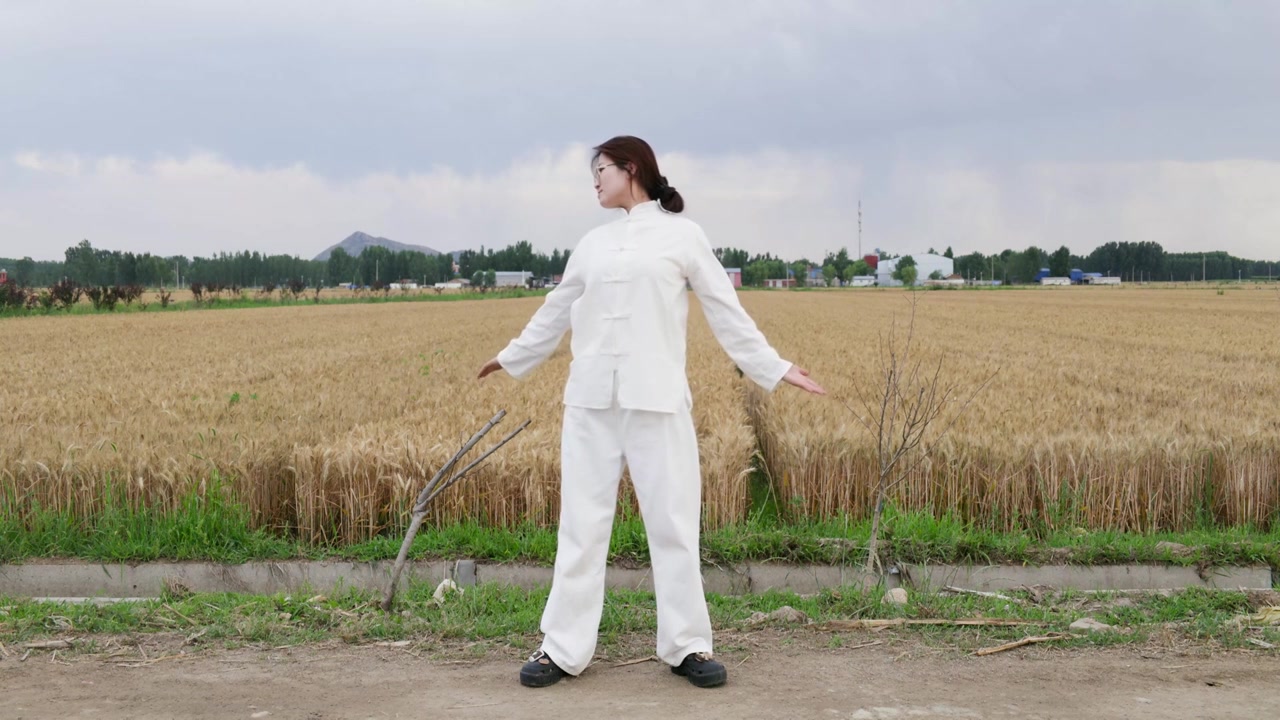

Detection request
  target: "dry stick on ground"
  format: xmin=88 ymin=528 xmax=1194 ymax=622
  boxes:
xmin=846 ymin=640 xmax=884 ymax=651
xmin=380 ymin=410 xmax=531 ymax=612
xmin=823 ymin=618 xmax=1038 ymax=631
xmin=974 ymin=632 xmax=1075 ymax=656
xmin=22 ymin=639 xmax=75 ymax=650
xmin=942 ymin=586 xmax=1026 ymax=605
xmin=611 ymin=655 xmax=659 ymax=668
xmin=838 ymin=293 xmax=997 ymax=575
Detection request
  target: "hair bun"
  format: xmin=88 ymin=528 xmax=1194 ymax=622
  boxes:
xmin=655 ymin=176 xmax=675 ymax=201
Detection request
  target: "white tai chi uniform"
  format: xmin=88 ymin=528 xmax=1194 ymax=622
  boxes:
xmin=497 ymin=200 xmax=793 ymax=675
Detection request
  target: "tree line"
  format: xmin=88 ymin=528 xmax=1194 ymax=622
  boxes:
xmin=714 ymin=247 xmax=881 ymax=287
xmin=950 ymin=242 xmax=1277 ymax=284
xmin=2 ymin=239 xmax=1274 ymax=290
xmin=2 ymin=239 xmax=574 ymax=289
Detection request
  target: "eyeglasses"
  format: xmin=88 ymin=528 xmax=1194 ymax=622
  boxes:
xmin=592 ymin=163 xmax=621 ymax=181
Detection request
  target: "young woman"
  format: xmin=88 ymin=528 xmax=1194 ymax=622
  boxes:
xmin=479 ymin=135 xmax=825 ymax=688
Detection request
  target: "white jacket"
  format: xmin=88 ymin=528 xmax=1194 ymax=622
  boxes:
xmin=497 ymin=200 xmax=793 ymax=413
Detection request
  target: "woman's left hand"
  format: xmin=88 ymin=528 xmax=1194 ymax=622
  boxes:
xmin=782 ymin=364 xmax=826 ymax=395
xmin=477 ymin=357 xmax=504 ymax=380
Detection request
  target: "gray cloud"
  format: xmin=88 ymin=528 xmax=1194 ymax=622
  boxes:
xmin=2 ymin=1 xmax=1278 ymax=261
xmin=6 ymin=149 xmax=1277 ymax=263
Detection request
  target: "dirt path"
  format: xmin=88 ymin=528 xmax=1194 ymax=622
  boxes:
xmin=4 ymin=639 xmax=1278 ymax=720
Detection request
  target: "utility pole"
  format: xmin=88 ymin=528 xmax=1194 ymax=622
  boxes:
xmin=857 ymin=198 xmax=862 ymax=260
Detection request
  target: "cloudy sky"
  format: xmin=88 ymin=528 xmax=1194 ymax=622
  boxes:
xmin=3 ymin=0 xmax=1278 ymax=263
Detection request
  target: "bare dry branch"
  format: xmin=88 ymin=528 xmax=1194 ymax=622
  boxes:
xmin=837 ymin=292 xmax=997 ymax=574
xmin=420 ymin=419 xmax=532 ymax=509
xmin=381 ymin=410 xmax=529 ymax=612
xmin=414 ymin=410 xmax=509 ymax=506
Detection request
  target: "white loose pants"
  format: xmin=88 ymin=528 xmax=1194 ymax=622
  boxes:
xmin=538 ymin=394 xmax=713 ymax=675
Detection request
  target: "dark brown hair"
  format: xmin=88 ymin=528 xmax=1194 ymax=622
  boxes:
xmin=592 ymin=135 xmax=684 ymax=213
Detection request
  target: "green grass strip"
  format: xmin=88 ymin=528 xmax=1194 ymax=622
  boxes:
xmin=2 ymin=585 xmax=1277 ymax=654
xmin=3 ymin=492 xmax=1277 ymax=569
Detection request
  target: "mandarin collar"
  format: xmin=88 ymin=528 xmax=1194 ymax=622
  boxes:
xmin=625 ymin=200 xmax=662 ymax=220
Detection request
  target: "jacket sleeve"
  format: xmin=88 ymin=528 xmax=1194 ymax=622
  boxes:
xmin=495 ymin=242 xmax=587 ymax=379
xmin=685 ymin=227 xmax=793 ymax=392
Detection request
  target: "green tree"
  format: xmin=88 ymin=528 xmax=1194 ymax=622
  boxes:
xmin=714 ymin=247 xmax=750 ymax=270
xmin=327 ymin=247 xmax=355 ymax=286
xmin=898 ymin=265 xmax=918 ymax=286
xmin=822 ymin=264 xmax=837 ymax=287
xmin=457 ymin=250 xmax=480 ymax=280
xmin=1008 ymin=246 xmax=1046 ymax=284
xmin=359 ymin=246 xmax=391 ymax=286
xmin=893 ymin=255 xmax=917 ymax=285
xmin=1049 ymin=245 xmax=1072 ymax=278
xmin=14 ymin=256 xmax=36 ymax=285
xmin=65 ymin=240 xmax=99 ymax=285
xmin=954 ymin=252 xmax=989 ymax=280
xmin=833 ymin=248 xmax=851 ymax=276
xmin=436 ymin=253 xmax=456 ymax=282
xmin=790 ymin=261 xmax=808 ymax=287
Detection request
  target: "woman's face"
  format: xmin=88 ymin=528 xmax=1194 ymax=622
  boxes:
xmin=593 ymin=154 xmax=632 ymax=209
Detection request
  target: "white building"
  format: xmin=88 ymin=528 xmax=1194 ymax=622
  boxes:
xmin=846 ymin=275 xmax=876 ymax=287
xmin=875 ymin=254 xmax=955 ymax=287
xmin=493 ymin=271 xmax=534 ymax=287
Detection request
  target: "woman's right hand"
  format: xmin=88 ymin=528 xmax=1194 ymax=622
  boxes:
xmin=477 ymin=357 xmax=503 ymax=380
xmin=781 ymin=364 xmax=826 ymax=395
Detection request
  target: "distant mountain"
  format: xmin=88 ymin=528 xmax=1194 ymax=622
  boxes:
xmin=313 ymin=232 xmax=441 ymax=261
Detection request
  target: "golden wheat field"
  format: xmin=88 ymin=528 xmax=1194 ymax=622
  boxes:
xmin=4 ymin=286 xmax=1278 ymax=541
xmin=744 ymin=286 xmax=1280 ymax=532
xmin=3 ymin=297 xmax=754 ymax=541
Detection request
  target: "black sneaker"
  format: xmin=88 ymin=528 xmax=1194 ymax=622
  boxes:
xmin=519 ymin=650 xmax=567 ymax=688
xmin=671 ymin=652 xmax=727 ymax=688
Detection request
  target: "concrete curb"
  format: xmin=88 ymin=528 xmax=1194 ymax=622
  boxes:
xmin=0 ymin=560 xmax=1272 ymax=598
